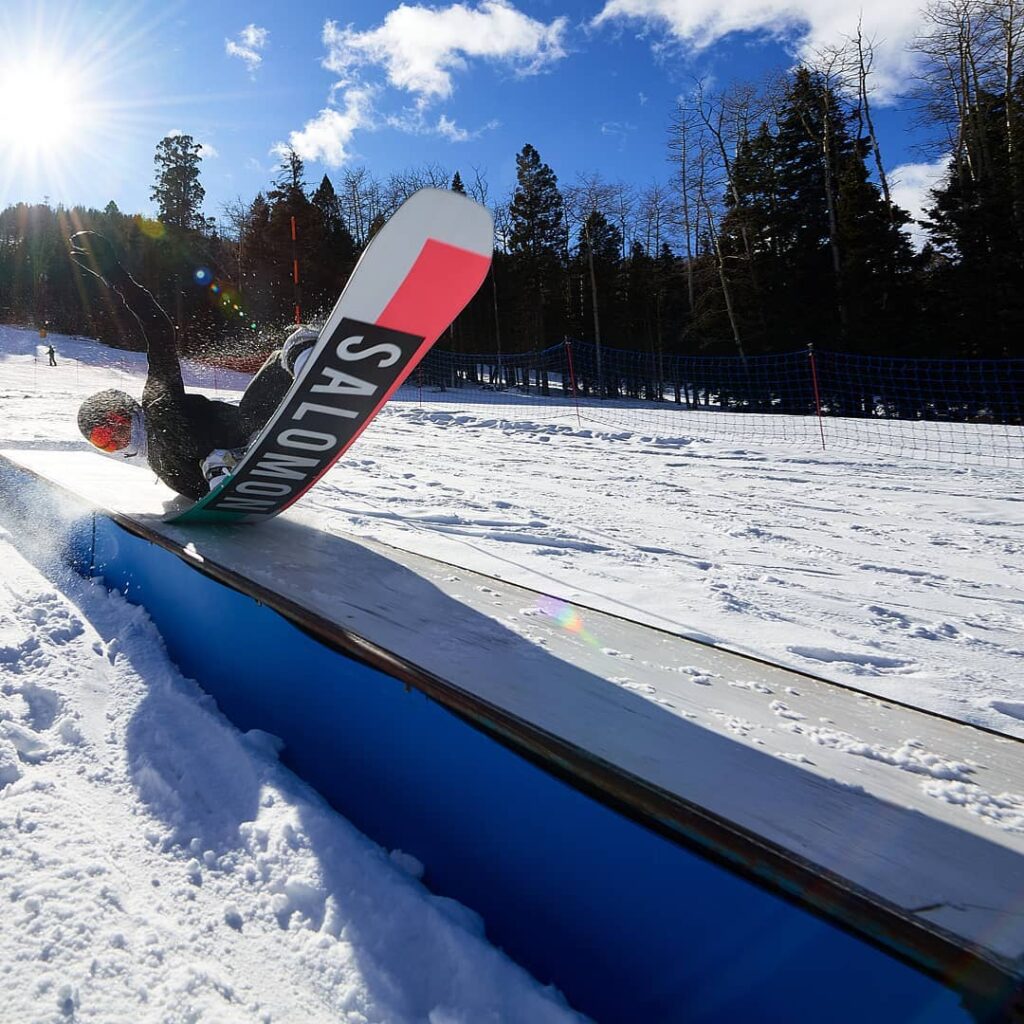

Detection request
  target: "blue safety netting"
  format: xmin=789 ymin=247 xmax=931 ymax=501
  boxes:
xmin=396 ymin=340 xmax=1024 ymax=467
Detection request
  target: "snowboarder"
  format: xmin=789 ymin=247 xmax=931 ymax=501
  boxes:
xmin=46 ymin=344 xmax=57 ymax=366
xmin=71 ymin=232 xmax=317 ymax=500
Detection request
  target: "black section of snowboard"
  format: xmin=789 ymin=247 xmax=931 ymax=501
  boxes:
xmin=201 ymin=317 xmax=424 ymax=518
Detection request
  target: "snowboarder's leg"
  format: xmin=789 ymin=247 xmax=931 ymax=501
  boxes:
xmin=237 ymin=352 xmax=291 ymax=438
xmin=237 ymin=327 xmax=319 ymax=438
xmin=280 ymin=326 xmax=318 ymax=378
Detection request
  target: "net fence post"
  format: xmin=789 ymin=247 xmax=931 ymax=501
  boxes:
xmin=808 ymin=343 xmax=827 ymax=450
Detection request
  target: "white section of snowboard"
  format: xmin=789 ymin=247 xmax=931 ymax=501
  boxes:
xmin=4 ymin=446 xmax=1024 ymax=969
xmin=314 ymin=187 xmax=493 ymax=330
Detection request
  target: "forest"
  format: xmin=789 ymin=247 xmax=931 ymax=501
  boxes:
xmin=1 ymin=0 xmax=1022 ymax=363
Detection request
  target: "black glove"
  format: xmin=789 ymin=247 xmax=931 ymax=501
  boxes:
xmin=69 ymin=231 xmax=127 ymax=286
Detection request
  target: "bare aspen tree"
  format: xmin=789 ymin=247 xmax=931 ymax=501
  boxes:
xmin=669 ymin=99 xmax=701 ymax=316
xmin=804 ymin=46 xmax=857 ymax=332
xmin=468 ymin=165 xmax=490 ymax=206
xmin=491 ymin=195 xmax=515 ymax=366
xmin=853 ymin=21 xmax=896 ymax=222
xmin=565 ymin=173 xmax=617 ymax=382
xmin=692 ymin=135 xmax=745 ymax=356
xmin=384 ymin=164 xmax=451 ymax=212
xmin=220 ymin=196 xmax=251 ymax=295
xmin=914 ymin=1 xmax=1005 ymax=188
xmin=638 ymin=182 xmax=669 ymax=255
xmin=990 ymin=0 xmax=1024 ymax=237
xmin=608 ymin=181 xmax=635 ymax=260
xmin=339 ymin=167 xmax=383 ymax=248
xmin=639 ymin=181 xmax=672 ymax=374
xmin=693 ymin=78 xmax=769 ymax=326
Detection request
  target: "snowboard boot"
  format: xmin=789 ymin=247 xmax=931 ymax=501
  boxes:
xmin=200 ymin=447 xmax=247 ymax=491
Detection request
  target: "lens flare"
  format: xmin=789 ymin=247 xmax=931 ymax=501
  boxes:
xmin=136 ymin=217 xmax=165 ymax=239
xmin=538 ymin=596 xmax=600 ymax=647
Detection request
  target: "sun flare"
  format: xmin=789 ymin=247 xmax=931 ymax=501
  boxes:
xmin=0 ymin=54 xmax=94 ymax=161
xmin=0 ymin=4 xmax=174 ymax=209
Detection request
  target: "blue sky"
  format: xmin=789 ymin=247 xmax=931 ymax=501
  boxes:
xmin=0 ymin=0 xmax=947 ymax=231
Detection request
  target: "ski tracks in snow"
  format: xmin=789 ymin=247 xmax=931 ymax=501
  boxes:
xmin=301 ymin=404 xmax=1024 ymax=738
xmin=1 ymin=325 xmax=1021 ymax=737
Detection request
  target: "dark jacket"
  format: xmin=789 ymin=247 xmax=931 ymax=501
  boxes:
xmin=98 ymin=265 xmax=288 ymax=500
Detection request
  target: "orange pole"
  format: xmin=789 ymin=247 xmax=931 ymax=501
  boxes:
xmin=290 ymin=215 xmax=302 ymax=324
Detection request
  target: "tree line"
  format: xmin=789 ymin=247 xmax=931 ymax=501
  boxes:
xmin=0 ymin=0 xmax=1021 ymax=362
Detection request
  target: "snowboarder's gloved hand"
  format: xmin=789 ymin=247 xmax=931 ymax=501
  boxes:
xmin=280 ymin=326 xmax=319 ymax=379
xmin=69 ymin=231 xmax=127 ymax=287
xmin=200 ymin=448 xmax=246 ymax=491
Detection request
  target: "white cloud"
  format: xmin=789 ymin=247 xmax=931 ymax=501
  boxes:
xmin=280 ymin=1 xmax=557 ymax=168
xmin=592 ymin=0 xmax=925 ymax=98
xmin=226 ymin=24 xmax=269 ymax=73
xmin=385 ymin=108 xmax=500 ymax=141
xmin=890 ymin=157 xmax=950 ymax=249
xmin=276 ymin=87 xmax=376 ymax=167
xmin=600 ymin=120 xmax=637 ymax=139
xmin=437 ymin=114 xmax=471 ymax=141
xmin=322 ymin=0 xmax=568 ymax=104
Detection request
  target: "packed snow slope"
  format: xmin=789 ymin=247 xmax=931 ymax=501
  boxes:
xmin=1 ymin=325 xmax=1022 ymax=740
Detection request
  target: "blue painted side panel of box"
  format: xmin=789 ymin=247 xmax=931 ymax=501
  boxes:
xmin=73 ymin=516 xmax=969 ymax=1024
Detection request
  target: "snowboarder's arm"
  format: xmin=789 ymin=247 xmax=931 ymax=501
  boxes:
xmin=69 ymin=232 xmax=185 ymax=400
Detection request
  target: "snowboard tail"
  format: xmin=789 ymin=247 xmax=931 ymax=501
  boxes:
xmin=168 ymin=192 xmax=493 ymax=525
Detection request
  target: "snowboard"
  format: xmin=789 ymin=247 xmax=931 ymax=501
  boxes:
xmin=167 ymin=189 xmax=493 ymax=525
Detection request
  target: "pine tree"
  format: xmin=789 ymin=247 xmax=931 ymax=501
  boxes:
xmin=719 ymin=121 xmax=781 ymax=348
xmin=311 ymin=174 xmax=358 ymax=300
xmin=269 ymin=149 xmax=308 ymax=209
xmin=238 ymin=193 xmax=281 ymax=325
xmin=834 ymin=136 xmax=915 ymax=352
xmin=451 ymin=171 xmax=467 ymax=194
xmin=924 ymin=81 xmax=1024 ymax=355
xmin=508 ymin=144 xmax=565 ymax=348
xmin=151 ymin=134 xmax=205 ymax=231
xmin=509 ymin=145 xmax=563 ymax=259
xmin=575 ymin=209 xmax=622 ymax=353
xmin=770 ymin=68 xmax=845 ymax=344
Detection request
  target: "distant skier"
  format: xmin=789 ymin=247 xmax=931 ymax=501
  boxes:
xmin=46 ymin=344 xmax=57 ymax=366
xmin=71 ymin=232 xmax=317 ymax=500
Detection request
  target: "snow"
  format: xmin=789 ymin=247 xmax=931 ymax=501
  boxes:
xmin=0 ymin=528 xmax=583 ymax=1023
xmin=4 ymin=326 xmax=1018 ymax=736
xmin=1 ymin=323 xmax=1022 ymax=1014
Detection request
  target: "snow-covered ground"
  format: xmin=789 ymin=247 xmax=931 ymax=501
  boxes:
xmin=0 ymin=328 xmax=593 ymax=1022
xmin=0 ymin=531 xmax=583 ymax=1023
xmin=1 ymin=323 xmax=1022 ymax=1018
xmin=3 ymin=325 xmax=1019 ymax=737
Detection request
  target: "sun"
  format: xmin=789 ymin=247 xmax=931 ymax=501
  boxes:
xmin=0 ymin=3 xmax=173 ymax=209
xmin=0 ymin=52 xmax=95 ymax=162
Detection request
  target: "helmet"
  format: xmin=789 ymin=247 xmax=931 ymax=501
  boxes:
xmin=78 ymin=389 xmax=141 ymax=453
